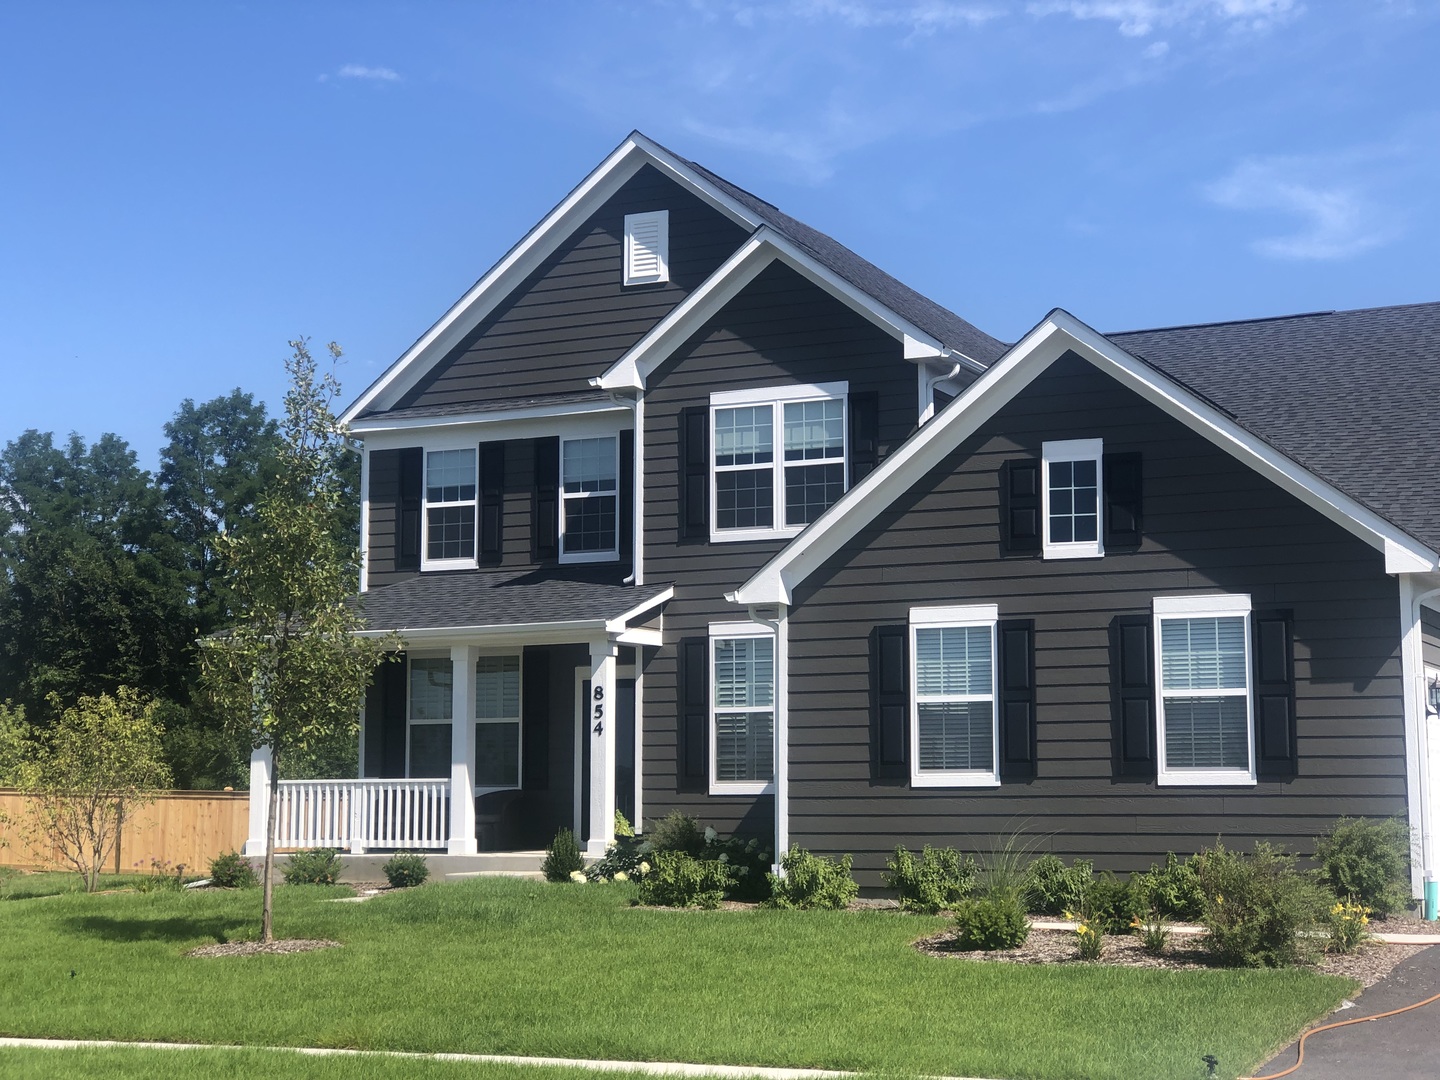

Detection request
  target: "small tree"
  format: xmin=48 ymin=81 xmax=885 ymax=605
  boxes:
xmin=21 ymin=688 xmax=170 ymax=892
xmin=200 ymin=340 xmax=392 ymax=942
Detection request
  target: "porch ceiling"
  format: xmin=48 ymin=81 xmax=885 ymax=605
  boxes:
xmin=352 ymin=570 xmax=671 ymax=635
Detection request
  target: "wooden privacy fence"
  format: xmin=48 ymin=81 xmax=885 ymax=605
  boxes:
xmin=0 ymin=789 xmax=249 ymax=874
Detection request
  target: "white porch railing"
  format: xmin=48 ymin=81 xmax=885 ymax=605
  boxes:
xmin=272 ymin=779 xmax=450 ymax=853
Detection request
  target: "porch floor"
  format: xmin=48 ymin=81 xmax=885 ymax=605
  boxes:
xmin=335 ymin=851 xmax=547 ymax=883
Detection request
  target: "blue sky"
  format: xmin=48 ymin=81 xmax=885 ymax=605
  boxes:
xmin=2 ymin=1 xmax=1436 ymax=469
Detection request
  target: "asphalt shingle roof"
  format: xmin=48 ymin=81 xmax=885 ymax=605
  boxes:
xmin=354 ymin=570 xmax=671 ymax=632
xmin=1110 ymin=302 xmax=1440 ymax=552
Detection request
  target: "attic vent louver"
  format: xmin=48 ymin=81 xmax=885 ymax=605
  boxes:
xmin=623 ymin=210 xmax=669 ymax=286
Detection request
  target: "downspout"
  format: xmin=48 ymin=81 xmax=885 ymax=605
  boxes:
xmin=747 ymin=603 xmax=788 ymax=874
xmin=920 ymin=359 xmax=964 ymax=426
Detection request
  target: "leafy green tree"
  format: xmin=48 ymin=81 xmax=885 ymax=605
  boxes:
xmin=0 ymin=432 xmax=190 ymax=716
xmin=200 ymin=340 xmax=392 ymax=941
xmin=20 ymin=687 xmax=171 ymax=892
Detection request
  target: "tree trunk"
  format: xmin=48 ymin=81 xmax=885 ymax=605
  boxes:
xmin=261 ymin=748 xmax=280 ymax=943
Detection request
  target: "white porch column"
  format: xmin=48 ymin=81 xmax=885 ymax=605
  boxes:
xmin=448 ymin=645 xmax=479 ymax=856
xmin=586 ymin=638 xmax=618 ymax=858
xmin=243 ymin=745 xmax=272 ymax=856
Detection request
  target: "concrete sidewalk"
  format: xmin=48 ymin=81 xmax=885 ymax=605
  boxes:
xmin=1251 ymin=946 xmax=1440 ymax=1079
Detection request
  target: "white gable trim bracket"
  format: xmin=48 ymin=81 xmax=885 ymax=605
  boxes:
xmin=731 ymin=308 xmax=1438 ymax=607
xmin=596 ymin=227 xmax=956 ymax=392
xmin=340 ymin=132 xmax=765 ymax=425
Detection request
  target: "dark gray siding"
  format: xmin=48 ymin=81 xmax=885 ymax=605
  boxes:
xmin=639 ymin=261 xmax=923 ymax=839
xmin=367 ymin=449 xmax=404 ymax=588
xmin=787 ymin=353 xmax=1405 ymax=885
xmin=396 ymin=166 xmax=749 ymax=411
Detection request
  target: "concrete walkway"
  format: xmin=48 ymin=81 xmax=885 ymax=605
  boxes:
xmin=0 ymin=1037 xmax=998 ymax=1080
xmin=1250 ymin=946 xmax=1440 ymax=1079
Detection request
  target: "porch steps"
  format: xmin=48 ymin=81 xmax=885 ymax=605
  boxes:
xmin=338 ymin=851 xmax=546 ymax=883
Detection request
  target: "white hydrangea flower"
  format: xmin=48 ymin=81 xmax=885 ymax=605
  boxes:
xmin=704 ymin=826 xmax=717 ymax=842
xmin=638 ymin=861 xmax=651 ymax=876
xmin=613 ymin=871 xmax=629 ymax=882
xmin=569 ymin=870 xmax=587 ymax=883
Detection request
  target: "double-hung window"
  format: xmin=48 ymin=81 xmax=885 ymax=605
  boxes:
xmin=709 ymin=623 xmax=775 ymax=794
xmin=1042 ymin=439 xmax=1103 ymax=559
xmin=711 ymin=382 xmax=847 ymax=541
xmin=559 ymin=435 xmax=619 ymax=562
xmin=425 ymin=448 xmax=477 ymax=569
xmin=475 ymin=655 xmax=521 ymax=790
xmin=408 ymin=657 xmax=453 ymax=778
xmin=910 ymin=605 xmax=1000 ymax=787
xmin=1154 ymin=595 xmax=1255 ymax=785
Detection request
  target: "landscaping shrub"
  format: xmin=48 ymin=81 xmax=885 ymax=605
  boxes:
xmin=382 ymin=852 xmax=430 ymax=889
xmin=283 ymin=848 xmax=342 ymax=886
xmin=885 ymin=845 xmax=977 ymax=914
xmin=766 ymin=846 xmax=859 ymax=910
xmin=614 ymin=810 xmax=635 ymax=837
xmin=1087 ymin=871 xmax=1144 ymax=933
xmin=952 ymin=896 xmax=1029 ymax=950
xmin=1024 ymin=853 xmax=1092 ymax=916
xmin=542 ymin=827 xmax=585 ymax=883
xmin=1315 ymin=815 xmax=1411 ymax=918
xmin=208 ymin=850 xmax=258 ymax=889
xmin=708 ymin=834 xmax=772 ymax=901
xmin=584 ymin=834 xmax=654 ymax=882
xmin=1196 ymin=842 xmax=1328 ymax=968
xmin=1132 ymin=909 xmax=1171 ymax=956
xmin=1136 ymin=852 xmax=1205 ymax=921
xmin=637 ymin=850 xmax=732 ymax=908
xmin=646 ymin=810 xmax=707 ymax=856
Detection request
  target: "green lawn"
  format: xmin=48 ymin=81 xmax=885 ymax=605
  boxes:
xmin=0 ymin=877 xmax=1351 ymax=1080
xmin=0 ymin=871 xmax=206 ymax=901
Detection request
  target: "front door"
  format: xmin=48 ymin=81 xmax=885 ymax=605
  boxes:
xmin=578 ymin=676 xmax=636 ymax=843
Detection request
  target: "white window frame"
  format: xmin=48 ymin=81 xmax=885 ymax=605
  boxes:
xmin=406 ymin=653 xmax=453 ymax=780
xmin=709 ymin=382 xmax=849 ymax=543
xmin=421 ymin=442 xmax=479 ymax=572
xmin=558 ymin=434 xmax=620 ymax=564
xmin=1042 ymin=438 xmax=1104 ymax=560
xmin=708 ymin=621 xmax=777 ymax=796
xmin=1153 ymin=594 xmax=1257 ymax=787
xmin=473 ymin=651 xmax=523 ymax=796
xmin=623 ymin=210 xmax=669 ymax=286
xmin=909 ymin=604 xmax=1001 ymax=788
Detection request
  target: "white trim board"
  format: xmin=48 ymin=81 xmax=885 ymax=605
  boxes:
xmin=729 ymin=309 xmax=1439 ymax=607
xmin=596 ymin=228 xmax=958 ymax=393
xmin=340 ymin=132 xmax=764 ymax=425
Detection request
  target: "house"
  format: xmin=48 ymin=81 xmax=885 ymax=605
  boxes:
xmin=242 ymin=132 xmax=1440 ymax=916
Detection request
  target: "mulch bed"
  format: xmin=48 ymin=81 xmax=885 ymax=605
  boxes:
xmin=187 ymin=939 xmax=342 ymax=958
xmin=915 ymin=927 xmax=1431 ymax=987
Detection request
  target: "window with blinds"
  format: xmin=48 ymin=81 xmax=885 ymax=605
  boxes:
xmin=623 ymin=210 xmax=669 ymax=286
xmin=908 ymin=604 xmax=1000 ymax=786
xmin=710 ymin=628 xmax=775 ymax=793
xmin=1154 ymin=596 xmax=1255 ymax=785
xmin=475 ymin=655 xmax=521 ymax=789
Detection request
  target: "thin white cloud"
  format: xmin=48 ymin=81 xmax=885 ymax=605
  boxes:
xmin=1204 ymin=155 xmax=1397 ymax=260
xmin=335 ymin=64 xmax=401 ymax=83
xmin=786 ymin=0 xmax=1003 ymax=33
xmin=1026 ymin=0 xmax=1298 ymax=37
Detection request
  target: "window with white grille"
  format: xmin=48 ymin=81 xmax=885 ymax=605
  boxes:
xmin=623 ymin=211 xmax=669 ymax=286
xmin=709 ymin=623 xmax=775 ymax=795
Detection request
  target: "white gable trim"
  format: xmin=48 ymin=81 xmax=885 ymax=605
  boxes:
xmin=340 ymin=133 xmax=765 ymax=425
xmin=596 ymin=227 xmax=959 ymax=392
xmin=731 ymin=309 xmax=1439 ymax=606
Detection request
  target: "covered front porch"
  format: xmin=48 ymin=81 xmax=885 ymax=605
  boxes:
xmin=243 ymin=572 xmax=670 ymax=861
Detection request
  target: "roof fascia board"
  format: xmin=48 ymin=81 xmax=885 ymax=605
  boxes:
xmin=598 ymin=228 xmax=947 ymax=391
xmin=358 ymin=619 xmax=607 ymax=646
xmin=349 ymin=398 xmax=628 ymax=435
xmin=1045 ymin=311 xmax=1438 ymax=575
xmin=341 ymin=135 xmax=770 ymax=425
xmin=734 ymin=313 xmax=1438 ymax=605
xmin=604 ymin=586 xmax=675 ymax=634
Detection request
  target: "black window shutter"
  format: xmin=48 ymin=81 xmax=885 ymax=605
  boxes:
xmin=849 ymin=391 xmax=880 ymax=483
xmin=869 ymin=625 xmax=908 ymax=782
xmin=1104 ymin=452 xmax=1143 ymax=550
xmin=380 ymin=652 xmax=408 ymax=778
xmin=680 ymin=406 xmax=709 ymax=540
xmin=1001 ymin=458 xmax=1041 ymax=556
xmin=398 ymin=447 xmax=423 ymax=570
xmin=997 ymin=619 xmax=1037 ymax=781
xmin=1253 ymin=610 xmax=1298 ymax=780
xmin=522 ymin=646 xmax=550 ymax=790
xmin=1110 ymin=615 xmax=1156 ymax=779
xmin=678 ymin=637 xmax=708 ymax=791
xmin=479 ymin=441 xmax=505 ymax=564
xmin=619 ymin=429 xmax=634 ymax=567
xmin=532 ymin=438 xmax=559 ymax=562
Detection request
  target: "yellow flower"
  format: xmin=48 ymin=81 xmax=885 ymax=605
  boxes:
xmin=1215 ymin=894 xmax=1224 ymax=905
